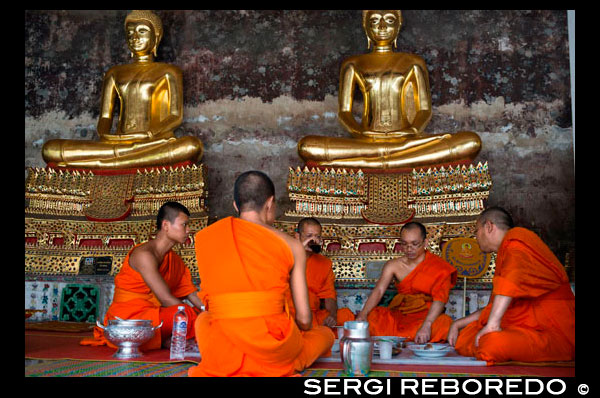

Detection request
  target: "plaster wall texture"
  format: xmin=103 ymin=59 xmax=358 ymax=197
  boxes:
xmin=25 ymin=10 xmax=574 ymax=256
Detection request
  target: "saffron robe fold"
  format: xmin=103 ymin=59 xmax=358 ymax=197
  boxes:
xmin=80 ymin=245 xmax=198 ymax=350
xmin=454 ymin=227 xmax=575 ymax=364
xmin=188 ymin=217 xmax=334 ymax=377
xmin=367 ymin=251 xmax=457 ymax=341
xmin=285 ymin=253 xmax=355 ymax=329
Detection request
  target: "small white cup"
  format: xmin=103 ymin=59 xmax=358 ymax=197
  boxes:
xmin=337 ymin=327 xmax=344 ymax=339
xmin=379 ymin=341 xmax=393 ymax=359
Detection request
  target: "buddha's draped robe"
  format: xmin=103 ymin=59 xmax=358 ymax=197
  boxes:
xmin=188 ymin=217 xmax=334 ymax=377
xmin=454 ymin=228 xmax=575 ymax=364
xmin=367 ymin=251 xmax=457 ymax=341
xmin=80 ymin=245 xmax=198 ymax=350
xmin=285 ymin=253 xmax=355 ymax=328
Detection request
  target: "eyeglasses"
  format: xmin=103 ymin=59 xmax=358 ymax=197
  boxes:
xmin=398 ymin=240 xmax=425 ymax=250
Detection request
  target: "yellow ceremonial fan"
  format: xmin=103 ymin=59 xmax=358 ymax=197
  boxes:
xmin=442 ymin=237 xmax=491 ymax=317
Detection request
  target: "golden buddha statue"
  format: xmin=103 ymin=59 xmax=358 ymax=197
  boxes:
xmin=42 ymin=10 xmax=203 ymax=169
xmin=298 ymin=10 xmax=481 ymax=170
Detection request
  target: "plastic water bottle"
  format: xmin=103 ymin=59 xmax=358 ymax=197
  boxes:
xmin=169 ymin=305 xmax=188 ymax=360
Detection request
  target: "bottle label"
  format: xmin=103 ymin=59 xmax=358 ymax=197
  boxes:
xmin=175 ymin=321 xmax=187 ymax=330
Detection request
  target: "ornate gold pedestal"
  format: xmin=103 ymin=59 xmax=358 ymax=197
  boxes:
xmin=276 ymin=162 xmax=494 ymax=288
xmin=25 ymin=164 xmax=207 ymax=277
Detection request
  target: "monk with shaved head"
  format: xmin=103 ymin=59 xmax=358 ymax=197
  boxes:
xmin=285 ymin=217 xmax=355 ymax=332
xmin=81 ymin=201 xmax=203 ymax=351
xmin=448 ymin=206 xmax=575 ymax=364
xmin=188 ymin=171 xmax=334 ymax=377
xmin=356 ymin=221 xmax=457 ymax=343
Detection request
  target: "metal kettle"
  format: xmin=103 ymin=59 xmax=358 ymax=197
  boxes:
xmin=339 ymin=320 xmax=373 ymax=376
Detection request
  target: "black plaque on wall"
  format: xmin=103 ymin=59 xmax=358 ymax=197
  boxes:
xmin=79 ymin=256 xmax=113 ymax=275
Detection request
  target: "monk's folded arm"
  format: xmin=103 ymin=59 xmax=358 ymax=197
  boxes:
xmin=474 ymin=295 xmax=513 ymax=347
xmin=130 ymin=251 xmax=183 ymax=307
xmin=422 ymin=300 xmax=445 ymax=325
xmin=323 ymin=298 xmax=338 ymax=324
xmin=486 ymin=294 xmax=512 ymax=329
xmin=452 ymin=309 xmax=481 ymax=330
xmin=185 ymin=291 xmax=204 ymax=311
xmin=289 ymin=239 xmax=312 ymax=330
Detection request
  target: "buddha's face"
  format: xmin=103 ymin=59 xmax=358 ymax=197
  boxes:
xmin=126 ymin=21 xmax=156 ymax=56
xmin=364 ymin=10 xmax=401 ymax=46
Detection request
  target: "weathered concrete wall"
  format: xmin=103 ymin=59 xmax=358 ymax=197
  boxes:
xmin=25 ymin=10 xmax=574 ymax=255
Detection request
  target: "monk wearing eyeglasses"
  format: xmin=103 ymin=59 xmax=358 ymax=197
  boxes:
xmin=355 ymin=222 xmax=457 ymax=343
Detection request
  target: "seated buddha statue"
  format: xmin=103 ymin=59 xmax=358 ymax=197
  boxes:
xmin=298 ymin=10 xmax=481 ymax=170
xmin=42 ymin=10 xmax=203 ymax=169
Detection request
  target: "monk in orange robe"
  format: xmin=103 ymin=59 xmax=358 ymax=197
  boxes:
xmin=448 ymin=206 xmax=575 ymax=365
xmin=356 ymin=222 xmax=457 ymax=343
xmin=188 ymin=171 xmax=334 ymax=377
xmin=285 ymin=217 xmax=355 ymax=330
xmin=81 ymin=202 xmax=204 ymax=351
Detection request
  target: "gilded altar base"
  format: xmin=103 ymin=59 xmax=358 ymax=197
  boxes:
xmin=25 ymin=164 xmax=207 ymax=277
xmin=277 ymin=161 xmax=494 ymax=287
xmin=285 ymin=162 xmax=492 ymax=222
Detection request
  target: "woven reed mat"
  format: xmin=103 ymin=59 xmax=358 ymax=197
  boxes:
xmin=25 ymin=359 xmax=194 ymax=377
xmin=25 ymin=360 xmax=573 ymax=378
xmin=300 ymin=368 xmax=501 ymax=378
xmin=25 ymin=360 xmax=497 ymax=377
xmin=25 ymin=321 xmax=95 ymax=333
xmin=306 ymin=360 xmax=575 ymax=377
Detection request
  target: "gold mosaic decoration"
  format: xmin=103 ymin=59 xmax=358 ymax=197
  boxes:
xmin=25 ymin=217 xmax=205 ymax=277
xmin=25 ymin=164 xmax=208 ymax=218
xmin=25 ymin=164 xmax=208 ymax=277
xmin=84 ymin=174 xmax=135 ymax=220
xmin=286 ymin=167 xmax=367 ymax=219
xmin=408 ymin=162 xmax=492 ymax=218
xmin=285 ymin=162 xmax=491 ymax=222
xmin=361 ymin=173 xmax=414 ymax=224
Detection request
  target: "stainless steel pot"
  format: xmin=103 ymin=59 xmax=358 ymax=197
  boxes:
xmin=96 ymin=318 xmax=163 ymax=359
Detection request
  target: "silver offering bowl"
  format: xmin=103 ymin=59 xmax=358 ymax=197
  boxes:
xmin=96 ymin=318 xmax=163 ymax=359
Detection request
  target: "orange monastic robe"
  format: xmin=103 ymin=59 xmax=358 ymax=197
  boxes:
xmin=80 ymin=245 xmax=198 ymax=350
xmin=285 ymin=253 xmax=355 ymax=328
xmin=188 ymin=217 xmax=334 ymax=377
xmin=454 ymin=227 xmax=575 ymax=364
xmin=367 ymin=251 xmax=457 ymax=341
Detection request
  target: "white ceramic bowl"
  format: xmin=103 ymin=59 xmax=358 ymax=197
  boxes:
xmin=407 ymin=343 xmax=453 ymax=358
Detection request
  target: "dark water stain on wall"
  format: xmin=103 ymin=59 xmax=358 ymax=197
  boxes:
xmin=25 ymin=10 xmax=574 ymax=256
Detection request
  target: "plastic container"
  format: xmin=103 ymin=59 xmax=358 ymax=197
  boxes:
xmin=169 ymin=305 xmax=188 ymax=360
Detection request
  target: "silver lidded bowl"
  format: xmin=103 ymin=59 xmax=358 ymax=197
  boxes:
xmin=96 ymin=318 xmax=163 ymax=359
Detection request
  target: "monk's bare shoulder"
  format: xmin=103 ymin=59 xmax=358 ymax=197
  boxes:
xmin=266 ymin=225 xmax=304 ymax=253
xmin=382 ymin=256 xmax=410 ymax=279
xmin=385 ymin=256 xmax=407 ymax=268
xmin=128 ymin=242 xmax=159 ymax=271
